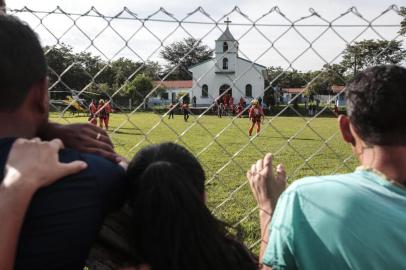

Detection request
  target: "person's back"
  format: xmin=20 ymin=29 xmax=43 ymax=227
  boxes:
xmin=0 ymin=138 xmax=126 ymax=269
xmin=262 ymin=65 xmax=406 ymax=270
xmin=264 ymin=170 xmax=406 ymax=270
xmin=0 ymin=15 xmax=127 ymax=269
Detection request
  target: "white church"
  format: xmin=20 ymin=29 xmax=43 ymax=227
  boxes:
xmin=189 ymin=22 xmax=268 ymax=106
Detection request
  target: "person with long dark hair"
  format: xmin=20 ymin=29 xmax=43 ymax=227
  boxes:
xmin=127 ymin=142 xmax=258 ymax=270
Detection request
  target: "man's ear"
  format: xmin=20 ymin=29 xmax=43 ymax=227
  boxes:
xmin=29 ymin=78 xmax=49 ymax=115
xmin=338 ymin=115 xmax=355 ymax=146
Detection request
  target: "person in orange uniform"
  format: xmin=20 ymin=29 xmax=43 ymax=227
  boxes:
xmin=237 ymin=97 xmax=244 ymax=117
xmin=182 ymin=102 xmax=190 ymax=122
xmin=97 ymin=99 xmax=112 ymax=130
xmin=229 ymin=96 xmax=234 ymax=115
xmin=223 ymin=94 xmax=229 ymax=114
xmin=88 ymin=99 xmax=98 ymax=126
xmin=248 ymin=99 xmax=264 ymax=136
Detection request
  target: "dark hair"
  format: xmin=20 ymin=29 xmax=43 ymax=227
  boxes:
xmin=0 ymin=15 xmax=47 ymax=112
xmin=127 ymin=142 xmax=257 ymax=270
xmin=345 ymin=65 xmax=406 ymax=145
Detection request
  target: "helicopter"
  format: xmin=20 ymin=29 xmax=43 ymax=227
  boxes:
xmin=49 ymin=90 xmax=101 ymax=116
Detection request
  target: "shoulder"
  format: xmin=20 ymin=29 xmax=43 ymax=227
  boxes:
xmin=278 ymin=172 xmax=367 ymax=211
xmin=271 ymin=173 xmax=361 ymax=231
xmin=58 ymin=148 xmax=127 ymax=210
xmin=59 ymin=148 xmax=126 ymax=186
xmin=60 ymin=148 xmax=122 ymax=172
xmin=284 ymin=173 xmax=358 ymax=195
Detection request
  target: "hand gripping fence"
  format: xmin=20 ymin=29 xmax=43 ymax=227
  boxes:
xmin=8 ymin=4 xmax=405 ymax=252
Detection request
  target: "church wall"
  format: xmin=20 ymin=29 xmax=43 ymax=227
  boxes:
xmin=189 ymin=61 xmax=218 ymax=106
xmin=190 ymin=59 xmax=266 ymax=106
xmin=236 ymin=60 xmax=266 ymax=100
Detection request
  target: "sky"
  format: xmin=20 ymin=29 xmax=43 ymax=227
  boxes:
xmin=7 ymin=0 xmax=406 ymax=71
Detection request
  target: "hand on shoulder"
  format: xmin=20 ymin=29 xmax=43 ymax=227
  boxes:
xmin=3 ymin=138 xmax=87 ymax=192
xmin=39 ymin=122 xmax=118 ymax=162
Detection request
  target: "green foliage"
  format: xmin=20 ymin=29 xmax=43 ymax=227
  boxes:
xmin=263 ymin=79 xmax=275 ymax=106
xmin=124 ymin=74 xmax=154 ymax=103
xmin=267 ymin=66 xmax=346 ymax=96
xmin=45 ymin=44 xmax=160 ymax=100
xmin=267 ymin=66 xmax=307 ymax=88
xmin=306 ymin=64 xmax=347 ymax=96
xmin=340 ymin=39 xmax=406 ymax=77
xmin=109 ymin=58 xmax=160 ymax=89
xmin=399 ymin=6 xmax=406 ymax=36
xmin=160 ymin=37 xmax=213 ymax=80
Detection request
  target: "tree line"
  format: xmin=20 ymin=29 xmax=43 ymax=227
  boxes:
xmin=46 ymin=33 xmax=406 ymax=105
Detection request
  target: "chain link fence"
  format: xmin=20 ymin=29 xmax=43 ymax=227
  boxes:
xmin=8 ymin=4 xmax=405 ymax=252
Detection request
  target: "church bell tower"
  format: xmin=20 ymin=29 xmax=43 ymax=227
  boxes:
xmin=215 ymin=18 xmax=238 ymax=73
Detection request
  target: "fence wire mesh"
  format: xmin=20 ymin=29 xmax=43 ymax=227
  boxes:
xmin=8 ymin=4 xmax=405 ymax=251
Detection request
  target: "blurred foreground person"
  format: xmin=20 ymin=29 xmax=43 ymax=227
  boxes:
xmin=0 ymin=138 xmax=87 ymax=270
xmin=127 ymin=142 xmax=258 ymax=270
xmin=0 ymin=15 xmax=127 ymax=270
xmin=248 ymin=65 xmax=406 ymax=270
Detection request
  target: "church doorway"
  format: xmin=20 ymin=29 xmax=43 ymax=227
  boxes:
xmin=219 ymin=84 xmax=232 ymax=97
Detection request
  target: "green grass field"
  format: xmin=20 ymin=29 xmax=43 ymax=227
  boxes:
xmin=50 ymin=112 xmax=357 ymax=250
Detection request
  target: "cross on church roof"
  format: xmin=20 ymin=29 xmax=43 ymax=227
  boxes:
xmin=224 ymin=17 xmax=232 ymax=27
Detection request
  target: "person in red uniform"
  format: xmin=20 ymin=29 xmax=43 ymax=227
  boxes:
xmin=105 ymin=101 xmax=112 ymax=129
xmin=229 ymin=96 xmax=234 ymax=115
xmin=182 ymin=102 xmax=190 ymax=122
xmin=237 ymin=97 xmax=245 ymax=118
xmin=97 ymin=99 xmax=112 ymax=130
xmin=88 ymin=99 xmax=98 ymax=126
xmin=248 ymin=99 xmax=264 ymax=136
xmin=237 ymin=103 xmax=243 ymax=118
xmin=223 ymin=94 xmax=229 ymax=114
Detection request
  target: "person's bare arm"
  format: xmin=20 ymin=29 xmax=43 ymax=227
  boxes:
xmin=0 ymin=0 xmax=6 ymax=15
xmin=39 ymin=122 xmax=119 ymax=162
xmin=247 ymin=153 xmax=287 ymax=268
xmin=0 ymin=138 xmax=87 ymax=270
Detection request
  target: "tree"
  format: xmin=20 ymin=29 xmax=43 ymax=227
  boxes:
xmin=124 ymin=74 xmax=153 ymax=104
xmin=160 ymin=37 xmax=213 ymax=80
xmin=340 ymin=39 xmax=406 ymax=77
xmin=399 ymin=6 xmax=406 ymax=36
xmin=267 ymin=67 xmax=307 ymax=88
xmin=306 ymin=64 xmax=347 ymax=96
xmin=45 ymin=45 xmax=162 ymax=98
xmin=45 ymin=44 xmax=95 ymax=100
xmin=109 ymin=58 xmax=160 ymax=89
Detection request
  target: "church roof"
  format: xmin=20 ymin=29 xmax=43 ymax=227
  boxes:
xmin=216 ymin=27 xmax=237 ymax=41
xmin=154 ymin=80 xmax=193 ymax=89
xmin=188 ymin=57 xmax=267 ymax=70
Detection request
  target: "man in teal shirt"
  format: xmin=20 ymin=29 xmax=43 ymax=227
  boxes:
xmin=248 ymin=65 xmax=406 ymax=270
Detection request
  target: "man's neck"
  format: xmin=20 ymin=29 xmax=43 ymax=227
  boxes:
xmin=360 ymin=145 xmax=406 ymax=185
xmin=0 ymin=115 xmax=37 ymax=139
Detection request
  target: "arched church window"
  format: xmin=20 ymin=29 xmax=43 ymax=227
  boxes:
xmin=223 ymin=42 xmax=228 ymax=52
xmin=219 ymin=84 xmax=232 ymax=97
xmin=245 ymin=84 xmax=252 ymax=97
xmin=202 ymin=84 xmax=208 ymax=98
xmin=223 ymin=58 xmax=228 ymax=70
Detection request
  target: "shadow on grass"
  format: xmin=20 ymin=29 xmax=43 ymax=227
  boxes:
xmin=110 ymin=129 xmax=144 ymax=135
xmin=256 ymin=135 xmax=321 ymax=141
